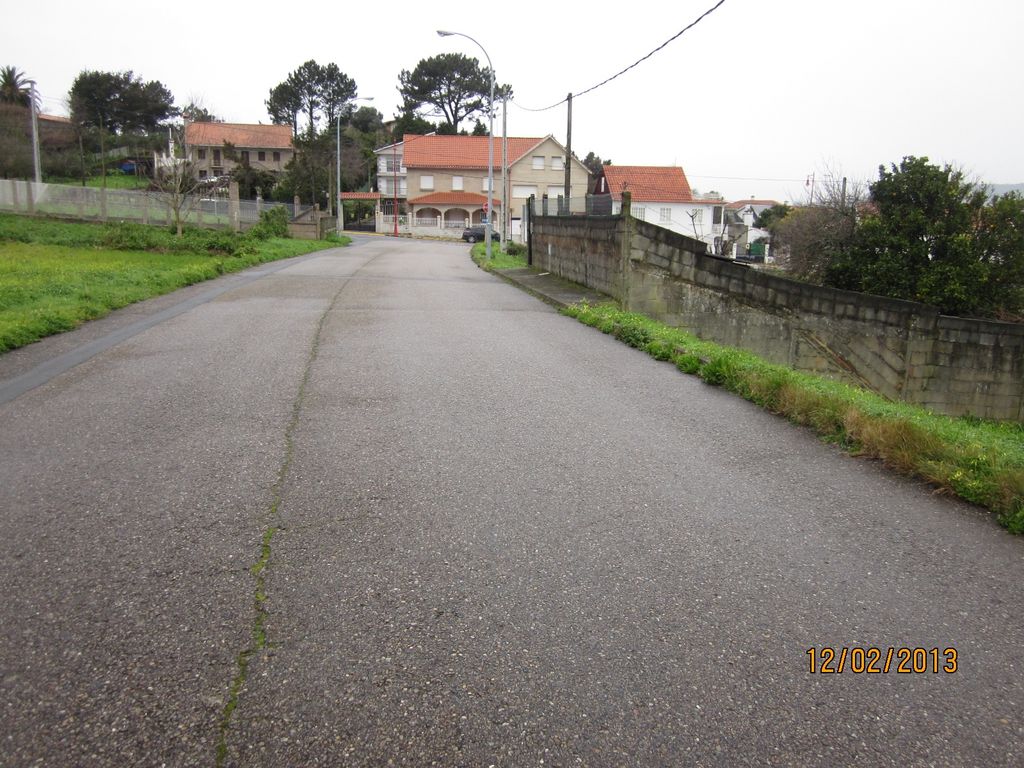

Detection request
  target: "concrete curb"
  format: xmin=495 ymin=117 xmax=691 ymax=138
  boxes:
xmin=485 ymin=265 xmax=615 ymax=311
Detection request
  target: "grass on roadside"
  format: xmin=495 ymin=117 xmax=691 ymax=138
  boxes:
xmin=469 ymin=241 xmax=529 ymax=270
xmin=562 ymin=300 xmax=1024 ymax=533
xmin=0 ymin=213 xmax=347 ymax=353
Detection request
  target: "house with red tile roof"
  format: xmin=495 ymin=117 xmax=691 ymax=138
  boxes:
xmin=373 ymin=133 xmax=590 ymax=239
xmin=593 ymin=165 xmax=730 ymax=253
xmin=184 ymin=122 xmax=294 ymax=181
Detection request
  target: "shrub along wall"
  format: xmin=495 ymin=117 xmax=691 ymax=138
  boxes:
xmin=531 ymin=203 xmax=1024 ymax=421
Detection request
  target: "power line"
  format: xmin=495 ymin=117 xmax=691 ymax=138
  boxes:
xmin=514 ymin=0 xmax=727 ymax=113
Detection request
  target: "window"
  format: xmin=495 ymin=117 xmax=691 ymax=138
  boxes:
xmin=482 ymin=177 xmax=492 ymax=192
xmin=258 ymin=151 xmax=266 ymax=162
xmin=513 ymin=185 xmax=538 ymax=198
xmin=452 ymin=175 xmax=464 ymax=191
xmin=273 ymin=151 xmax=281 ymax=162
xmin=213 ymin=149 xmax=221 ymax=163
xmin=552 ymin=156 xmax=564 ymax=171
xmin=547 ymin=185 xmax=565 ymax=199
xmin=198 ymin=149 xmax=207 ymax=160
xmin=689 ymin=208 xmax=703 ymax=223
xmin=660 ymin=207 xmax=672 ymax=223
xmin=634 ymin=207 xmax=646 ymax=221
xmin=199 ymin=169 xmax=208 ymax=179
xmin=532 ymin=156 xmax=544 ymax=170
xmin=420 ymin=175 xmax=434 ymax=191
xmin=240 ymin=151 xmax=249 ymax=163
xmin=713 ymin=206 xmax=723 ymax=225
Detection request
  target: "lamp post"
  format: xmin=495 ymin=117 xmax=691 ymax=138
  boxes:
xmin=437 ymin=29 xmax=495 ymax=260
xmin=337 ymin=96 xmax=374 ymax=234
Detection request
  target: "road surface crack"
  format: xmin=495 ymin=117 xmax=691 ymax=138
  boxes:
xmin=213 ymin=279 xmax=347 ymax=767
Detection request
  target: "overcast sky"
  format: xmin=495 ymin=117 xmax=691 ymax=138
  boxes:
xmin=7 ymin=0 xmax=1023 ymax=202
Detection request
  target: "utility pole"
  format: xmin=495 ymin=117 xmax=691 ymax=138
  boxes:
xmin=29 ymin=81 xmax=41 ymax=185
xmin=563 ymin=92 xmax=572 ymax=204
xmin=501 ymin=97 xmax=508 ymax=246
xmin=840 ymin=176 xmax=847 ymax=211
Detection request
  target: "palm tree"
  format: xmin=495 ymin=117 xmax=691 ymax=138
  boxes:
xmin=0 ymin=66 xmax=35 ymax=108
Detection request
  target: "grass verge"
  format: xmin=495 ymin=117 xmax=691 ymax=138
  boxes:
xmin=0 ymin=213 xmax=347 ymax=353
xmin=470 ymin=241 xmax=529 ymax=270
xmin=562 ymin=301 xmax=1024 ymax=533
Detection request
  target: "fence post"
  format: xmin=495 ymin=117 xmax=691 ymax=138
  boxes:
xmin=526 ymin=196 xmax=534 ymax=266
xmin=620 ymin=191 xmax=633 ymax=310
xmin=230 ymin=182 xmax=240 ymax=232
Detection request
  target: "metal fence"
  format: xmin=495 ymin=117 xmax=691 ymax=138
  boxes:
xmin=0 ymin=180 xmax=294 ymax=230
xmin=528 ymin=195 xmax=613 ymax=217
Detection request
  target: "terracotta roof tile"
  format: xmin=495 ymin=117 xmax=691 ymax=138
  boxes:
xmin=726 ymin=198 xmax=781 ymax=209
xmin=408 ymin=191 xmax=501 ymax=207
xmin=185 ymin=122 xmax=293 ymax=150
xmin=402 ymin=134 xmax=544 ymax=170
xmin=341 ymin=192 xmax=381 ymax=200
xmin=601 ymin=166 xmax=694 ymax=203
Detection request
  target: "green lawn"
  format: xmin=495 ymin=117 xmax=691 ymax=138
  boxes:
xmin=0 ymin=214 xmax=346 ymax=353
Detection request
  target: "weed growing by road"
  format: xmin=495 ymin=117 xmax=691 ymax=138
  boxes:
xmin=469 ymin=241 xmax=528 ymax=270
xmin=563 ymin=301 xmax=1024 ymax=533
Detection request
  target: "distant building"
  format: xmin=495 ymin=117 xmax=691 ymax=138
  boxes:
xmin=592 ymin=165 xmax=728 ymax=253
xmin=374 ymin=133 xmax=590 ymax=239
xmin=183 ymin=122 xmax=293 ymax=180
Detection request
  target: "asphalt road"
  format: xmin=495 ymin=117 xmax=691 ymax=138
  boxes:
xmin=1 ymin=236 xmax=1022 ymax=767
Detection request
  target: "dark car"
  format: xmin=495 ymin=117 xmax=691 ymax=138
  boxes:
xmin=461 ymin=225 xmax=498 ymax=243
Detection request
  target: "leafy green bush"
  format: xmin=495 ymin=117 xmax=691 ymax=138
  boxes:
xmin=101 ymin=222 xmax=166 ymax=251
xmin=248 ymin=207 xmax=289 ymax=240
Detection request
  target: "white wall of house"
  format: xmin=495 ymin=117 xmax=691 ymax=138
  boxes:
xmin=612 ymin=199 xmax=726 ymax=251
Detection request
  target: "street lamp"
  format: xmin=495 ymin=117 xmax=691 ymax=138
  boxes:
xmin=337 ymin=96 xmax=374 ymax=234
xmin=437 ymin=29 xmax=495 ymax=260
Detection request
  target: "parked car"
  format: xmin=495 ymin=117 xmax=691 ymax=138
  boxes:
xmin=462 ymin=225 xmax=499 ymax=243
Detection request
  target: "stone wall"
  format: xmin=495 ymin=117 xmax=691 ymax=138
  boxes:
xmin=531 ymin=208 xmax=1024 ymax=421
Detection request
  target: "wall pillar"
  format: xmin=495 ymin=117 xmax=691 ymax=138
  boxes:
xmin=230 ymin=181 xmax=240 ymax=232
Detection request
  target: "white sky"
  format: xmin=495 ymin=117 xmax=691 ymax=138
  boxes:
xmin=7 ymin=0 xmax=1024 ymax=202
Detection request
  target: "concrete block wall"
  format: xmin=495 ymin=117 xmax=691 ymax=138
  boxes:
xmin=531 ymin=214 xmax=1024 ymax=421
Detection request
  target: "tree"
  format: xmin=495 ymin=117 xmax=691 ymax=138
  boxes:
xmin=581 ymin=152 xmax=611 ymax=177
xmin=266 ymin=81 xmax=302 ymax=136
xmin=390 ymin=109 xmax=436 ymax=140
xmin=266 ymin=60 xmax=357 ymax=138
xmin=397 ymin=53 xmax=510 ymax=134
xmin=181 ymin=99 xmax=221 ymax=123
xmin=830 ymin=156 xmax=1023 ymax=317
xmin=150 ymin=127 xmax=200 ymax=236
xmin=318 ymin=62 xmax=357 ymax=129
xmin=753 ymin=203 xmax=791 ymax=231
xmin=69 ymin=70 xmax=176 ymax=184
xmin=69 ymin=70 xmax=175 ymax=135
xmin=772 ymin=170 xmax=863 ymax=283
xmin=0 ymin=66 xmax=35 ymax=108
xmin=350 ymin=105 xmax=384 ymax=134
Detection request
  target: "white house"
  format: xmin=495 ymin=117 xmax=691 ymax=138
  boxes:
xmin=593 ymin=165 xmax=728 ymax=253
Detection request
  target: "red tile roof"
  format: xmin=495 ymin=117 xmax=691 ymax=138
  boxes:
xmin=600 ymin=166 xmax=694 ymax=203
xmin=341 ymin=192 xmax=381 ymax=200
xmin=726 ymin=198 xmax=780 ymax=209
xmin=402 ymin=134 xmax=544 ymax=170
xmin=408 ymin=192 xmax=501 ymax=208
xmin=185 ymin=122 xmax=293 ymax=149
